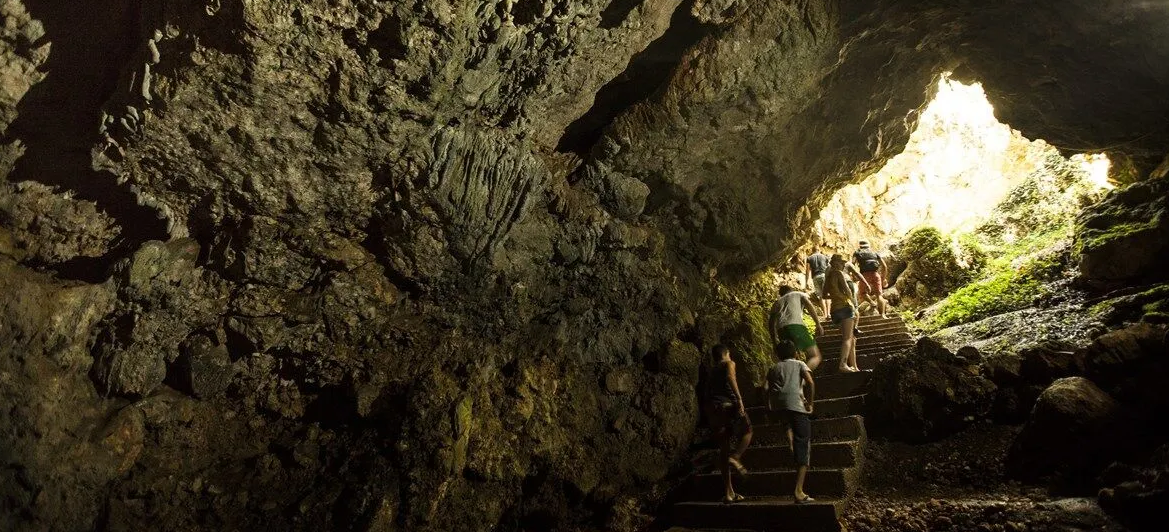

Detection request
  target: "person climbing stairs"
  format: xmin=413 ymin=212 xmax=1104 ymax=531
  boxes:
xmin=671 ymin=315 xmax=915 ymax=531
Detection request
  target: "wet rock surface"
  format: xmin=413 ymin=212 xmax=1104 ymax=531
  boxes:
xmin=1 ymin=0 xmax=1168 ymax=530
xmin=866 ymin=337 xmax=997 ymax=441
xmin=1077 ymin=177 xmax=1169 ymax=288
xmin=849 ymin=424 xmax=1128 ymax=532
xmin=1006 ymin=377 xmax=1120 ymax=487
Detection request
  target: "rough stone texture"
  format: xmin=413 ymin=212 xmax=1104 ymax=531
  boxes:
xmin=867 ymin=337 xmax=997 ymax=442
xmin=1076 ymin=176 xmax=1169 ymax=289
xmin=1098 ymin=444 xmax=1169 ymax=532
xmin=1006 ymin=377 xmax=1120 ymax=487
xmin=2 ymin=0 xmax=1169 ymax=529
xmin=0 ymin=181 xmax=120 ymax=265
xmin=894 ymin=227 xmax=980 ymax=305
xmin=1081 ymin=323 xmax=1169 ymax=449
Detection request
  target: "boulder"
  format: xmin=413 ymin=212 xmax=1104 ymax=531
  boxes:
xmin=1018 ymin=340 xmax=1085 ymax=384
xmin=1076 ymin=176 xmax=1169 ymax=288
xmin=172 ymin=333 xmax=234 ymax=399
xmin=893 ymin=227 xmax=980 ymax=305
xmin=981 ymin=351 xmax=1023 ymax=386
xmin=1083 ymin=323 xmax=1169 ymax=408
xmin=1098 ymin=444 xmax=1169 ymax=532
xmin=866 ymin=337 xmax=997 ymax=441
xmin=655 ymin=339 xmax=702 ymax=382
xmin=1006 ymin=377 xmax=1121 ymax=486
xmin=1081 ymin=323 xmax=1169 ymax=453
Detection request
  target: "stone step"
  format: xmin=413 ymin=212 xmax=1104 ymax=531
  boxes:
xmin=812 ymin=371 xmax=871 ymax=400
xmin=748 ymin=395 xmax=866 ymax=420
xmin=820 ymin=315 xmax=905 ymax=330
xmin=817 ymin=347 xmax=914 ymax=373
xmin=685 ymin=467 xmax=856 ymax=499
xmin=816 ymin=331 xmax=913 ymax=350
xmin=815 ymin=322 xmax=909 ymax=342
xmin=672 ymin=497 xmax=843 ymax=531
xmin=745 ymin=371 xmax=871 ymax=404
xmin=810 ymin=395 xmax=865 ymax=419
xmin=739 ymin=440 xmax=862 ymax=470
xmin=816 ymin=342 xmax=915 ymax=363
xmin=752 ymin=415 xmax=865 ymax=445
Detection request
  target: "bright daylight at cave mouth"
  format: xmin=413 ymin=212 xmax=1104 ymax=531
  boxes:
xmin=2 ymin=2 xmax=1168 ymax=532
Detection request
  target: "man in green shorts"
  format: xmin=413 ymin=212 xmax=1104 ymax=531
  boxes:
xmin=768 ymin=285 xmax=825 ymax=370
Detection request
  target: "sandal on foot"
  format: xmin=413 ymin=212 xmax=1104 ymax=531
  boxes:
xmin=794 ymin=495 xmax=816 ymax=504
xmin=722 ymin=493 xmax=746 ymax=504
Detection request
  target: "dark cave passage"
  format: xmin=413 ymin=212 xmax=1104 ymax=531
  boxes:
xmin=1 ymin=1 xmax=1168 ymax=532
xmin=556 ymin=0 xmax=715 ymax=155
xmin=5 ymin=0 xmax=168 ymax=282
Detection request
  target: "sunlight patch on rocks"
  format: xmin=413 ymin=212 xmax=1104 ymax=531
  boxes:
xmin=813 ymin=74 xmax=1110 ymax=252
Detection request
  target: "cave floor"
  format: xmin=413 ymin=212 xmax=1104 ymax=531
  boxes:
xmin=843 ymin=423 xmax=1129 ymax=532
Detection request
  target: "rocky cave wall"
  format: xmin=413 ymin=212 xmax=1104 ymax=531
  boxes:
xmin=2 ymin=0 xmax=1168 ymax=530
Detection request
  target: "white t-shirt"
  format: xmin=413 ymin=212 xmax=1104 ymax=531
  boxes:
xmin=774 ymin=291 xmax=807 ymax=327
xmin=767 ymin=359 xmax=811 ymax=413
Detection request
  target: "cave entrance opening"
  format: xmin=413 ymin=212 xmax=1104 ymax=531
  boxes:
xmin=808 ymin=74 xmax=1114 ymax=317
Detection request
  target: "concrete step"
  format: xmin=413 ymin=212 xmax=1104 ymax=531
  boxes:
xmin=686 ymin=467 xmax=857 ymax=499
xmin=816 ymin=331 xmax=913 ymax=351
xmin=739 ymin=440 xmax=862 ymax=470
xmin=817 ymin=345 xmax=915 ymax=373
xmin=747 ymin=395 xmax=865 ymax=420
xmin=816 ymin=342 xmax=915 ymax=363
xmin=673 ymin=497 xmax=843 ymax=532
xmin=752 ymin=415 xmax=865 ymax=445
xmin=812 ymin=371 xmax=871 ymax=400
xmin=745 ymin=372 xmax=871 ymax=404
xmin=815 ymin=322 xmax=909 ymax=342
xmin=809 ymin=395 xmax=865 ymax=419
xmin=820 ymin=315 xmax=905 ymax=331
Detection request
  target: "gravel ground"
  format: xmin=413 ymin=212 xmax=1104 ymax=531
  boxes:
xmin=843 ymin=423 xmax=1129 ymax=532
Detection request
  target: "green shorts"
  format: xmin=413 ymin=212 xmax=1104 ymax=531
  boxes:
xmin=781 ymin=324 xmax=817 ymax=351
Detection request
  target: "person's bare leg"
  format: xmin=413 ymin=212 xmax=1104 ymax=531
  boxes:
xmin=732 ymin=428 xmax=753 ymax=463
xmin=794 ymin=465 xmax=808 ymax=499
xmin=839 ymin=318 xmax=859 ymax=372
xmin=849 ymin=327 xmax=859 ymax=370
xmin=719 ymin=433 xmax=734 ymax=500
xmin=805 ymin=345 xmax=822 ymax=371
xmin=878 ymin=295 xmax=889 ymax=318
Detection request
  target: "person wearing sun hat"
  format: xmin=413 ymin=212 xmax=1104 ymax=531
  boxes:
xmin=824 ymin=254 xmax=860 ymax=372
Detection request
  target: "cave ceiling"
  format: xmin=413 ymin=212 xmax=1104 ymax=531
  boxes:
xmin=2 ymin=0 xmax=1168 ymax=530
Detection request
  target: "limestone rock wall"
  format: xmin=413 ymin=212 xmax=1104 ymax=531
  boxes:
xmin=2 ymin=0 xmax=1168 ymax=530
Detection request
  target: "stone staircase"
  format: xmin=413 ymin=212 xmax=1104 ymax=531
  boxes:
xmin=671 ymin=315 xmax=914 ymax=531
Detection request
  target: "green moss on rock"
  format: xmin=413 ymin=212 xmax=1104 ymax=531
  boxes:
xmin=726 ymin=306 xmax=775 ymax=391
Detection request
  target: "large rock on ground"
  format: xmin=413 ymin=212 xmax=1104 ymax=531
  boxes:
xmin=867 ymin=337 xmax=997 ymax=441
xmin=1076 ymin=177 xmax=1169 ymax=288
xmin=1098 ymin=444 xmax=1169 ymax=532
xmin=981 ymin=340 xmax=1087 ymax=423
xmin=1007 ymin=376 xmax=1121 ymax=487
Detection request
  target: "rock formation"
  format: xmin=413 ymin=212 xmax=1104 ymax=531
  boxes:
xmin=3 ymin=0 xmax=1169 ymax=530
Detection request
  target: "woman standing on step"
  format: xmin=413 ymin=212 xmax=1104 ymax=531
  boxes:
xmin=825 ymin=254 xmax=860 ymax=372
xmin=705 ymin=344 xmax=753 ymax=503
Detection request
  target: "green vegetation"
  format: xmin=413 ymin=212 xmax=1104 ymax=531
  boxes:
xmin=907 ymin=152 xmax=1106 ymax=332
xmin=926 ymin=260 xmax=1045 ymax=329
xmin=1075 ymin=217 xmax=1162 ymax=257
xmin=726 ymin=306 xmax=776 ymax=388
xmin=1089 ymin=283 xmax=1169 ymax=325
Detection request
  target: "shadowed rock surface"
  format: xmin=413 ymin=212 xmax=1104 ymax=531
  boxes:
xmin=3 ymin=0 xmax=1169 ymax=530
